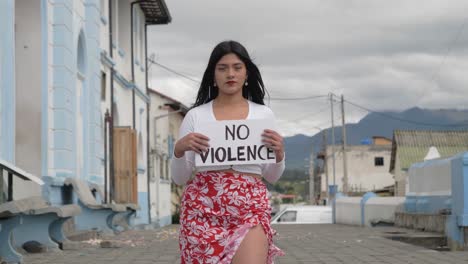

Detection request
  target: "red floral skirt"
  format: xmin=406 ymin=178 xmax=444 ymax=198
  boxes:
xmin=179 ymin=171 xmax=284 ymax=264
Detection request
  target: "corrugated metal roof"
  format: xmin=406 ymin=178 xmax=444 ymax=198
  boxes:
xmin=389 ymin=130 xmax=468 ymax=172
xmin=139 ymin=0 xmax=171 ymax=25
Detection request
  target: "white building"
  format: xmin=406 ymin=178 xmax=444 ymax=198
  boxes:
xmin=320 ymin=143 xmax=393 ymax=196
xmin=99 ymin=0 xmax=171 ymax=225
xmin=148 ymin=89 xmax=187 ymax=227
xmin=390 ymin=130 xmax=468 ymax=196
xmin=0 ymin=0 xmax=172 ymax=227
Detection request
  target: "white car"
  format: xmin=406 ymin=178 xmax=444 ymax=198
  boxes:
xmin=271 ymin=205 xmax=332 ymax=224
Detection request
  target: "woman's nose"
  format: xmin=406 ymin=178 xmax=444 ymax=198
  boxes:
xmin=227 ymin=68 xmax=235 ymax=77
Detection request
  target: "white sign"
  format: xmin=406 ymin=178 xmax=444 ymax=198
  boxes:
xmin=194 ymin=119 xmax=277 ymax=167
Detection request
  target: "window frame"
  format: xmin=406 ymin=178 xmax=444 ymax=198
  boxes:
xmin=374 ymin=157 xmax=384 ymax=166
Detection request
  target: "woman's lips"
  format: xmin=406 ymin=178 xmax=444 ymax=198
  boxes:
xmin=226 ymin=81 xmax=237 ymax=85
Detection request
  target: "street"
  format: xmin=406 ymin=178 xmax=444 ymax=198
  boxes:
xmin=22 ymin=224 xmax=468 ymax=264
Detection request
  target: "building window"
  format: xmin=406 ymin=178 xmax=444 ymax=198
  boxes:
xmin=112 ymin=102 xmax=119 ymax=126
xmin=77 ymin=32 xmax=86 ymax=74
xmin=159 ymin=156 xmax=164 ymax=180
xmin=167 ymin=135 xmax=174 ymax=158
xmin=165 ymin=159 xmax=169 ymax=180
xmin=138 ymin=133 xmax=143 ymax=167
xmin=101 ymin=115 xmax=105 ymax=157
xmin=111 ymin=0 xmax=118 ymax=45
xmin=133 ymin=7 xmax=139 ymax=63
xmin=374 ymin=157 xmax=384 ymax=166
xmin=139 ymin=9 xmax=145 ymax=66
xmin=101 ymin=71 xmax=106 ymax=101
xmin=131 ymin=8 xmax=145 ymax=67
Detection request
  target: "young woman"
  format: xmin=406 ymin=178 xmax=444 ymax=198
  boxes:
xmin=171 ymin=40 xmax=285 ymax=264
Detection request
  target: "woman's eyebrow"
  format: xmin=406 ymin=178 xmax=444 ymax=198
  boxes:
xmin=217 ymin=62 xmax=243 ymax=67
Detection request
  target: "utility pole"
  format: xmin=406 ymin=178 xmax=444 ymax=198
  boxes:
xmin=341 ymin=95 xmax=348 ymax=194
xmin=330 ymin=93 xmax=337 ymax=220
xmin=330 ymin=94 xmax=336 ymax=188
xmin=309 ymin=154 xmax=314 ymax=204
xmin=323 ymin=130 xmax=329 ymax=199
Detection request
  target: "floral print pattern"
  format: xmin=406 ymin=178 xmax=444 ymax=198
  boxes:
xmin=179 ymin=171 xmax=284 ymax=264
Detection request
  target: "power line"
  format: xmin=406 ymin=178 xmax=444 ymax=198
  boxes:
xmin=269 ymin=95 xmax=328 ymax=101
xmin=334 ymin=112 xmax=343 ymax=124
xmin=147 ymin=58 xmax=201 ymax=84
xmin=145 ymin=58 xmax=468 ymax=128
xmin=147 ymin=58 xmax=328 ymax=102
xmin=291 ymin=105 xmax=330 ymax=122
xmin=344 ymin=99 xmax=468 ymax=128
xmin=428 ymin=15 xmax=468 ymax=90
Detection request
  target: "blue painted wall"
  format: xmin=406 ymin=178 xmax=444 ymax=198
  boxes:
xmin=135 ymin=192 xmax=149 ymax=225
xmin=404 ymin=195 xmax=451 ymax=214
xmin=48 ymin=0 xmax=103 ymax=182
xmin=159 ymin=215 xmax=172 ymax=227
xmin=451 ymin=152 xmax=468 ymax=226
xmin=45 ymin=0 xmax=103 ymax=207
xmin=50 ymin=0 xmax=75 ymax=183
xmin=85 ymin=0 xmax=104 ymax=185
xmin=360 ymin=192 xmax=377 ymax=226
xmin=401 ymin=152 xmax=468 ymax=249
xmin=447 ymin=152 xmax=468 ymax=249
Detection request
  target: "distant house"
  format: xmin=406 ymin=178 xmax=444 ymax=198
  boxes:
xmin=319 ymin=138 xmax=393 ymax=198
xmin=389 ymin=130 xmax=468 ymax=196
xmin=373 ymin=136 xmax=392 ymax=146
xmin=148 ymin=88 xmax=188 ymax=227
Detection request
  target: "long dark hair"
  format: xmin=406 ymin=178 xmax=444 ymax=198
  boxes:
xmin=192 ymin=40 xmax=266 ymax=108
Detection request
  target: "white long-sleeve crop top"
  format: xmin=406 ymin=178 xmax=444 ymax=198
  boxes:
xmin=170 ymin=100 xmax=285 ymax=185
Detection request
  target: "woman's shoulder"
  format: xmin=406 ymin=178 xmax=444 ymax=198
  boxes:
xmin=249 ymin=101 xmax=275 ymax=118
xmin=186 ymin=102 xmax=211 ymax=115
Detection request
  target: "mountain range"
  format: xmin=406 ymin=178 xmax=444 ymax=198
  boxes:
xmin=284 ymin=107 xmax=468 ymax=170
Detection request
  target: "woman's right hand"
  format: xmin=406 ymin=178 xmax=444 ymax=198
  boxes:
xmin=174 ymin=133 xmax=210 ymax=158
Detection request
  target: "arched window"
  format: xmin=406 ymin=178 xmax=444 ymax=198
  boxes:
xmin=138 ymin=132 xmax=144 ymax=169
xmin=100 ymin=113 xmax=105 ymax=158
xmin=112 ymin=101 xmax=119 ymax=126
xmin=77 ymin=31 xmax=86 ymax=74
xmin=76 ymin=30 xmax=87 ymax=179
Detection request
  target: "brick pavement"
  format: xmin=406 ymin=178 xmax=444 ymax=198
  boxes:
xmin=22 ymin=224 xmax=468 ymax=264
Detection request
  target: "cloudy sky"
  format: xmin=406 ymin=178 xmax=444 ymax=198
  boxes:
xmin=148 ymin=0 xmax=468 ymax=137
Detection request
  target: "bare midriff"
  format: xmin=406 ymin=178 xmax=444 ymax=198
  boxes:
xmin=209 ymin=169 xmax=262 ymax=179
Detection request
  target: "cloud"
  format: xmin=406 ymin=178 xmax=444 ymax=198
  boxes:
xmin=148 ymin=0 xmax=468 ymax=136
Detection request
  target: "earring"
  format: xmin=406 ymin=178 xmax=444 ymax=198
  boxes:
xmin=245 ymin=81 xmax=248 ymax=86
xmin=214 ymin=82 xmax=217 ymax=87
xmin=208 ymin=86 xmax=211 ymax=98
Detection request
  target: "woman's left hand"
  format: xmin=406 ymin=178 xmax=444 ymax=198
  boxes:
xmin=262 ymin=129 xmax=285 ymax=162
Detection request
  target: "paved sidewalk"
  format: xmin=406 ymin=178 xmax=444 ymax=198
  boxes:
xmin=22 ymin=224 xmax=468 ymax=264
xmin=273 ymin=225 xmax=467 ymax=264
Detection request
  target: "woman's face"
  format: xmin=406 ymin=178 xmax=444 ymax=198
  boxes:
xmin=214 ymin=53 xmax=247 ymax=97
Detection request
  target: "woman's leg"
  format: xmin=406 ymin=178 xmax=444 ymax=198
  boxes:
xmin=232 ymin=225 xmax=268 ymax=264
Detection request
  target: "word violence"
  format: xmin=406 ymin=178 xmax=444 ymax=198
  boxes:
xmin=199 ymin=145 xmax=275 ymax=164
